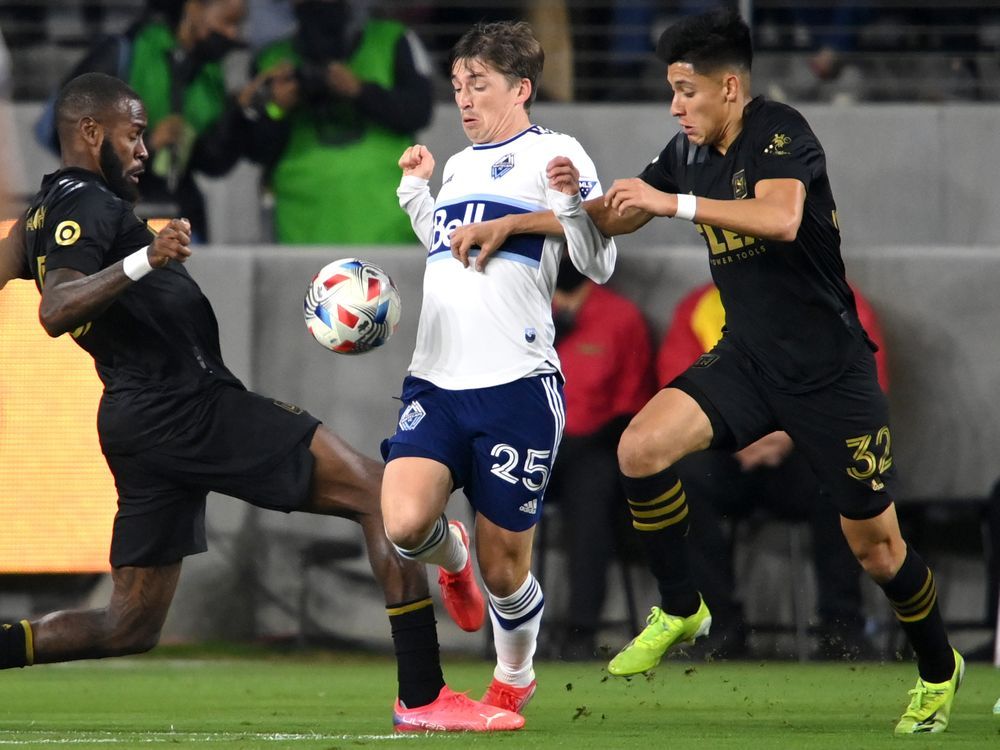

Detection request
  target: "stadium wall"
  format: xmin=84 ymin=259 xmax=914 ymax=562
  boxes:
xmin=5 ymin=102 xmax=998 ymax=647
xmin=9 ymin=103 xmax=1000 ymax=248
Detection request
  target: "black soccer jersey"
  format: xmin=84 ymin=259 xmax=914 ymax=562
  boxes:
xmin=22 ymin=167 xmax=244 ymax=452
xmin=640 ymin=96 xmax=872 ymax=392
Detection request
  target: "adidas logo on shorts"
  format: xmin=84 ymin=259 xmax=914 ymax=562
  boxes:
xmin=518 ymin=499 xmax=538 ymax=515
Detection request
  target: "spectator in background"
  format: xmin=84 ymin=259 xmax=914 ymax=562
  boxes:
xmin=426 ymin=3 xmax=574 ymax=101
xmin=36 ymin=0 xmax=254 ymax=241
xmin=244 ymin=0 xmax=433 ymax=244
xmin=545 ymin=254 xmax=656 ymax=660
xmin=661 ymin=281 xmax=888 ymax=659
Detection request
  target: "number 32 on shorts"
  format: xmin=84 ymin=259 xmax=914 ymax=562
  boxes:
xmin=845 ymin=426 xmax=893 ymax=481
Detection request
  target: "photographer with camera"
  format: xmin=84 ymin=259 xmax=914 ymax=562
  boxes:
xmin=35 ymin=0 xmax=253 ymax=242
xmin=243 ymin=0 xmax=434 ymax=244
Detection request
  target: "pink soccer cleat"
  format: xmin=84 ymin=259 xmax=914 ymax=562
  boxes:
xmin=393 ymin=686 xmax=525 ymax=732
xmin=482 ymin=678 xmax=537 ymax=715
xmin=437 ymin=520 xmax=485 ymax=632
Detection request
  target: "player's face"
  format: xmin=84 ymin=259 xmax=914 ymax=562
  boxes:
xmin=451 ymin=58 xmax=531 ymax=145
xmin=667 ymin=62 xmax=733 ymax=149
xmin=98 ymin=98 xmax=148 ymax=203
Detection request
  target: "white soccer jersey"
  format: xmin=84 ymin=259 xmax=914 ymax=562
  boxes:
xmin=397 ymin=125 xmax=617 ymax=390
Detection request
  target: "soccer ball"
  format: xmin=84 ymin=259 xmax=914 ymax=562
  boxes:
xmin=303 ymin=258 xmax=401 ymax=354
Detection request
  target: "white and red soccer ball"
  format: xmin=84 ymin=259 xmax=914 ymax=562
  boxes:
xmin=304 ymin=258 xmax=401 ymax=354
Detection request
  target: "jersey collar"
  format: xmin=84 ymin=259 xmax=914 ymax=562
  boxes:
xmin=472 ymin=125 xmax=538 ymax=150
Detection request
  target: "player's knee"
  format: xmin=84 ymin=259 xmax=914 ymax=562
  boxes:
xmin=383 ymin=514 xmax=435 ymax=552
xmin=617 ymin=422 xmax=661 ymax=477
xmin=481 ymin=561 xmax=528 ymax=598
xmin=123 ymin=626 xmax=162 ymax=655
xmin=105 ymin=612 xmax=163 ymax=656
xmin=853 ymin=541 xmax=899 ymax=583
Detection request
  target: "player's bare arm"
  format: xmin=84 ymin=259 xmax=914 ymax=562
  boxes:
xmin=398 ymin=144 xmax=435 ymax=180
xmin=553 ymin=157 xmax=651 ymax=239
xmin=38 ymin=218 xmax=191 ymax=337
xmin=450 ymin=211 xmax=560 ymax=271
xmin=0 ymin=228 xmax=29 ymax=290
xmin=689 ymin=178 xmax=805 ymax=242
xmin=608 ymin=175 xmax=806 ymax=243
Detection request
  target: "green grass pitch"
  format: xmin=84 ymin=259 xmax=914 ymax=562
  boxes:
xmin=1 ymin=647 xmax=998 ymax=749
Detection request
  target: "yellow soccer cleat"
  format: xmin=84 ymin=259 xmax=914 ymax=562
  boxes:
xmin=608 ymin=597 xmax=712 ymax=677
xmin=894 ymin=648 xmax=964 ymax=734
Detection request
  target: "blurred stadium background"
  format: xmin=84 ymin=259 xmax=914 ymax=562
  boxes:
xmin=0 ymin=0 xmax=997 ymax=675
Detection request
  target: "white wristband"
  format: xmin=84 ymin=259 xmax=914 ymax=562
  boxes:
xmin=675 ymin=193 xmax=698 ymax=221
xmin=123 ymin=246 xmax=154 ymax=281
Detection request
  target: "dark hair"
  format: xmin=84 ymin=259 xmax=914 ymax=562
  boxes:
xmin=655 ymin=7 xmax=752 ymax=75
xmin=144 ymin=0 xmax=185 ymax=29
xmin=55 ymin=73 xmax=142 ymax=147
xmin=450 ymin=21 xmax=544 ymax=111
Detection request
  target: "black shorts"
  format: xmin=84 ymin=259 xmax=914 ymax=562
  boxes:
xmin=670 ymin=337 xmax=896 ymax=521
xmin=105 ymin=387 xmax=321 ymax=567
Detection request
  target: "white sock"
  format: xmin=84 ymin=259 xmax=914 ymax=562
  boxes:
xmin=488 ymin=573 xmax=544 ymax=687
xmin=391 ymin=515 xmax=468 ymax=573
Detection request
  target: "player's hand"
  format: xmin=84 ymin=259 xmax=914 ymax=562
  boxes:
xmin=451 ymin=218 xmax=509 ymax=271
xmin=327 ymin=62 xmax=363 ymax=98
xmin=735 ymin=431 xmax=795 ymax=471
xmin=268 ymin=63 xmax=300 ymax=110
xmin=149 ymin=114 xmax=187 ymax=151
xmin=149 ymin=218 xmax=192 ymax=268
xmin=547 ymin=156 xmax=580 ymax=196
xmin=398 ymin=144 xmax=435 ymax=180
xmin=604 ymin=178 xmax=675 ymax=217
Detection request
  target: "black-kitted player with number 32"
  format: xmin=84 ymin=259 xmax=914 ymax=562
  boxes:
xmin=449 ymin=8 xmax=962 ymax=736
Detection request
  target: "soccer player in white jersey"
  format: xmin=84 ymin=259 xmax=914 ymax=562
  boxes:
xmin=381 ymin=21 xmax=617 ymax=727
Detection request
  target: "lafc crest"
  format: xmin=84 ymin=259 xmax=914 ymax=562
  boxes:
xmin=732 ymin=170 xmax=748 ymax=199
xmin=763 ymin=133 xmax=792 ymax=156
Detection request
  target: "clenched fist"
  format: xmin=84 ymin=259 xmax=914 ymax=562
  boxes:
xmin=398 ymin=144 xmax=435 ymax=180
xmin=149 ymin=218 xmax=192 ymax=267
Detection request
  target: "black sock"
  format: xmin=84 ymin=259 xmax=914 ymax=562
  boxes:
xmin=622 ymin=466 xmax=700 ymax=617
xmin=0 ymin=620 xmax=33 ymax=669
xmin=879 ymin=547 xmax=954 ymax=683
xmin=387 ymin=598 xmax=444 ymax=708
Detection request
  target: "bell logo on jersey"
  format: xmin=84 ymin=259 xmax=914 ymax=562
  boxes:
xmin=491 ymin=153 xmax=515 ymax=179
xmin=430 ymin=203 xmax=486 ymax=253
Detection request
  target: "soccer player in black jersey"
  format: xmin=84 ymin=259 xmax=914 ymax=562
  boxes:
xmin=449 ymin=8 xmax=962 ymax=736
xmin=0 ymin=72 xmax=522 ymax=733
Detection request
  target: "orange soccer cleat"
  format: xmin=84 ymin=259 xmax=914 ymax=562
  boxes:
xmin=482 ymin=677 xmax=537 ymax=715
xmin=393 ymin=686 xmax=525 ymax=732
xmin=437 ymin=520 xmax=485 ymax=632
